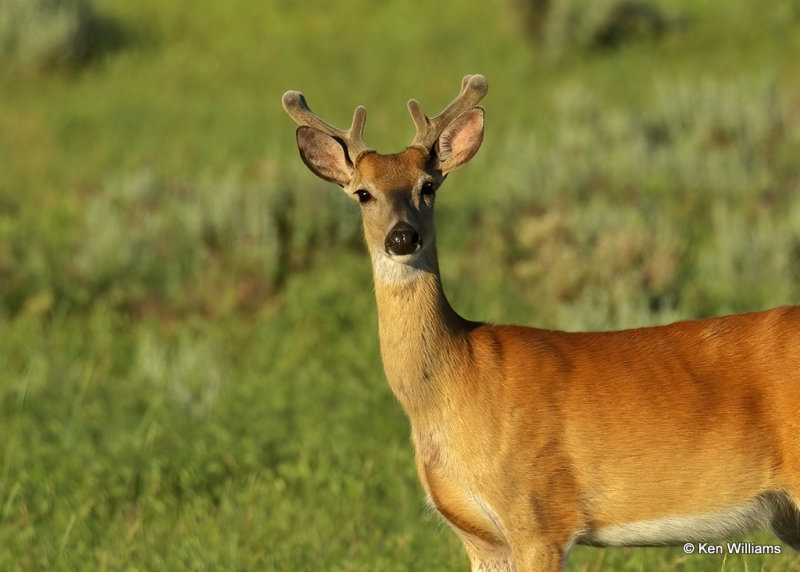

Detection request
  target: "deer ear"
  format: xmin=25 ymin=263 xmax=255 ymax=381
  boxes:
xmin=296 ymin=126 xmax=353 ymax=187
xmin=436 ymin=107 xmax=484 ymax=175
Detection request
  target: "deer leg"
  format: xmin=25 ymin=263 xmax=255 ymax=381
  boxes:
xmin=456 ymin=533 xmax=517 ymax=572
xmin=770 ymin=490 xmax=800 ymax=551
xmin=512 ymin=542 xmax=567 ymax=572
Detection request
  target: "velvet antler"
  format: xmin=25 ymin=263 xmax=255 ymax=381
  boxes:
xmin=281 ymin=90 xmax=371 ymax=161
xmin=407 ymin=74 xmax=488 ymax=150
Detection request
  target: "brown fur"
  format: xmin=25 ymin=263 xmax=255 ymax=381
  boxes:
xmin=283 ymin=75 xmax=800 ymax=571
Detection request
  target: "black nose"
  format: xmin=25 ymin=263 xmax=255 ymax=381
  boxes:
xmin=385 ymin=222 xmax=420 ymax=256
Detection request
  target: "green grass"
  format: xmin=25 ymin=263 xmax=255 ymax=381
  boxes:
xmin=2 ymin=0 xmax=800 ymax=569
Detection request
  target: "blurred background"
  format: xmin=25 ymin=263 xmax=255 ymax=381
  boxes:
xmin=1 ymin=0 xmax=799 ymax=569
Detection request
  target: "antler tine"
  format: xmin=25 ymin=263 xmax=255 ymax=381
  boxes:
xmin=282 ymin=90 xmax=370 ymax=160
xmin=407 ymin=74 xmax=488 ymax=149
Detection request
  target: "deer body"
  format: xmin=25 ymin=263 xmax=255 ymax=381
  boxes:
xmin=283 ymin=75 xmax=800 ymax=571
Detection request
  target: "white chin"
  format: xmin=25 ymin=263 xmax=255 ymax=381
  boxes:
xmin=372 ymin=247 xmax=428 ymax=284
xmin=386 ymin=250 xmax=421 ymax=263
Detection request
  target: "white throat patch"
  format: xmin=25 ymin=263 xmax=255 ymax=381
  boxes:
xmin=370 ymin=246 xmax=431 ymax=285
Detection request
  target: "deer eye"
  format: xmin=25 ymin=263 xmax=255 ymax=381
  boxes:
xmin=355 ymin=189 xmax=373 ymax=204
xmin=421 ymin=182 xmax=436 ymax=196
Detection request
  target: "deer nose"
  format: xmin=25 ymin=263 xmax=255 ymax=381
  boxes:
xmin=385 ymin=222 xmax=421 ymax=256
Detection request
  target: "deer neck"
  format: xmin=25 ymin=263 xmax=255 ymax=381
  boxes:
xmin=369 ymin=242 xmax=473 ymax=414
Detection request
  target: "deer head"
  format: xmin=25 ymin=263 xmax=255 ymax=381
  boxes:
xmin=282 ymin=75 xmax=487 ymax=275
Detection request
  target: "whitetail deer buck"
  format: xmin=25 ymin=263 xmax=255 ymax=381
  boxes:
xmin=282 ymin=75 xmax=800 ymax=571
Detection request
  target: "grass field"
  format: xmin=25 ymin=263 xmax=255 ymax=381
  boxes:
xmin=2 ymin=0 xmax=800 ymax=570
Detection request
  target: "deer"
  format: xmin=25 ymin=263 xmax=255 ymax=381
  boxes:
xmin=282 ymin=74 xmax=800 ymax=571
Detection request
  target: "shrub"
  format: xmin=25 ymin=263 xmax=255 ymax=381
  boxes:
xmin=450 ymin=76 xmax=798 ymax=329
xmin=512 ymin=0 xmax=674 ymax=57
xmin=0 ymin=0 xmax=121 ymax=73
